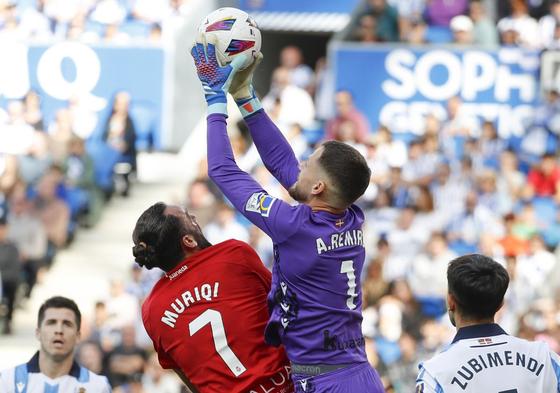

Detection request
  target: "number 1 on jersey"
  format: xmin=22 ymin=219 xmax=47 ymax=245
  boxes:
xmin=340 ymin=260 xmax=357 ymax=310
xmin=189 ymin=309 xmax=247 ymax=377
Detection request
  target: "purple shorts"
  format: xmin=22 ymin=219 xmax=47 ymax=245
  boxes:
xmin=292 ymin=362 xmax=384 ymax=393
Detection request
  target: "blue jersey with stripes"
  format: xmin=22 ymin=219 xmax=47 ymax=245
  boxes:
xmin=416 ymin=324 xmax=560 ymax=393
xmin=0 ymin=352 xmax=111 ymax=393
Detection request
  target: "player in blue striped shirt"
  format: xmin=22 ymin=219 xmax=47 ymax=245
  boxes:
xmin=0 ymin=296 xmax=111 ymax=393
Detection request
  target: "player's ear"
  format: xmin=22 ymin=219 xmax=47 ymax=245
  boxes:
xmin=311 ymin=181 xmax=325 ymax=195
xmin=182 ymin=234 xmax=198 ymax=250
xmin=447 ymin=293 xmax=456 ymax=312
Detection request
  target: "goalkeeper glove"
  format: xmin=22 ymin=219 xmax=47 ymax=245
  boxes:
xmin=229 ymin=52 xmax=264 ymax=118
xmin=190 ymin=35 xmax=246 ymax=116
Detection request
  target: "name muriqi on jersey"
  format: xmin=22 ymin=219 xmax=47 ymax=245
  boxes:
xmin=160 ymin=282 xmax=220 ymax=328
xmin=451 ymin=350 xmax=545 ymax=390
xmin=315 ymin=230 xmax=363 ymax=255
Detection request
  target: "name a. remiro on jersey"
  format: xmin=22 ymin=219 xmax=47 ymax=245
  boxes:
xmin=451 ymin=350 xmax=545 ymax=390
xmin=316 ymin=229 xmax=363 ymax=255
xmin=160 ymin=282 xmax=220 ymax=328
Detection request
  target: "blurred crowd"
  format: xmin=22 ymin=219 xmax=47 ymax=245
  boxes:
xmin=0 ymin=89 xmax=138 ymax=334
xmin=2 ymin=0 xmax=560 ymax=392
xmin=350 ymin=0 xmax=560 ymax=49
xmin=0 ymin=0 xmax=192 ymax=43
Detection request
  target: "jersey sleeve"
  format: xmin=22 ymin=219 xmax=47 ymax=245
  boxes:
xmin=550 ymin=350 xmax=560 ymax=393
xmin=207 ymin=114 xmax=301 ymax=243
xmin=244 ymin=110 xmax=300 ymax=190
xmin=0 ymin=369 xmax=13 ymax=393
xmin=416 ymin=364 xmax=444 ymax=393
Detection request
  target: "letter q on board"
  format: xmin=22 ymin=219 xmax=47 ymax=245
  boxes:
xmin=37 ymin=42 xmax=102 ymax=103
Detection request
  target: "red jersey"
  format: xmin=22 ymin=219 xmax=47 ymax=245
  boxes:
xmin=142 ymin=240 xmax=293 ymax=393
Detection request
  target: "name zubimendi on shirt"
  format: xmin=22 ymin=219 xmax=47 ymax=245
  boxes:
xmin=451 ymin=349 xmax=545 ymax=390
xmin=160 ymin=282 xmax=220 ymax=328
xmin=316 ymin=229 xmax=363 ymax=255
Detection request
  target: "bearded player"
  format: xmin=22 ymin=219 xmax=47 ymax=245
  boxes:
xmin=191 ymin=37 xmax=384 ymax=393
xmin=133 ymin=202 xmax=293 ymax=393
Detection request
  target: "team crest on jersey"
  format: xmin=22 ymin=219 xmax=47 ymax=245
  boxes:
xmin=245 ymin=192 xmax=276 ymax=217
xmin=77 ymin=388 xmax=86 ymax=393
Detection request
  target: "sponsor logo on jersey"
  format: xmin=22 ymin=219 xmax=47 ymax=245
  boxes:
xmin=245 ymin=192 xmax=276 ymax=217
xmin=166 ymin=265 xmax=188 ymax=280
xmin=298 ymin=378 xmax=315 ymax=393
xmin=323 ymin=329 xmax=365 ymax=352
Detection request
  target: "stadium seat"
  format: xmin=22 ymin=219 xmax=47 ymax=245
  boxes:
xmin=129 ymin=101 xmax=156 ymax=150
xmin=119 ymin=20 xmax=151 ymax=38
xmin=86 ymin=141 xmax=119 ymax=197
xmin=425 ymin=26 xmax=453 ymax=44
xmin=531 ymin=196 xmax=557 ymax=229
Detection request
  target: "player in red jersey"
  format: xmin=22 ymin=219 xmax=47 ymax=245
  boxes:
xmin=132 ymin=202 xmax=293 ymax=393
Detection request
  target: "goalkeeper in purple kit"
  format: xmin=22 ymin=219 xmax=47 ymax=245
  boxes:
xmin=191 ymin=37 xmax=384 ymax=393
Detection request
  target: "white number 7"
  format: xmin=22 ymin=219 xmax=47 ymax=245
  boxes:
xmin=340 ymin=260 xmax=357 ymax=310
xmin=189 ymin=309 xmax=247 ymax=377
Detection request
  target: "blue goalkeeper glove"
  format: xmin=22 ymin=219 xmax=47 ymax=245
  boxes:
xmin=190 ymin=36 xmax=246 ymax=116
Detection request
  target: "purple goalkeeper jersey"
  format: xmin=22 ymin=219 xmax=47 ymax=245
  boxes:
xmin=207 ymin=111 xmax=367 ymax=365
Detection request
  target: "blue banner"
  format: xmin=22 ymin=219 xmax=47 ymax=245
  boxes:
xmin=333 ymin=45 xmax=541 ymax=138
xmin=238 ymin=0 xmax=361 ymax=13
xmin=0 ymin=42 xmax=164 ymax=148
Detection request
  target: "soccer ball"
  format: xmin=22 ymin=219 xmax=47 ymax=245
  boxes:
xmin=197 ymin=7 xmax=261 ymax=70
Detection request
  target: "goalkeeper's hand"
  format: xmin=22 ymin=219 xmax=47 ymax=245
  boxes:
xmin=190 ymin=35 xmax=246 ymax=116
xmin=229 ymin=52 xmax=264 ymax=118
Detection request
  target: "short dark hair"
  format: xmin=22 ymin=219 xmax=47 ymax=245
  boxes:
xmin=132 ymin=202 xmax=188 ymax=271
xmin=447 ymin=254 xmax=509 ymax=320
xmin=319 ymin=141 xmax=371 ymax=206
xmin=38 ymin=296 xmax=82 ymax=330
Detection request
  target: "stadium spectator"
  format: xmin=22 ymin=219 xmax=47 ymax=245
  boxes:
xmin=48 ymin=108 xmax=75 ymax=163
xmin=497 ymin=0 xmax=540 ymax=48
xmin=279 ymin=46 xmax=314 ymax=92
xmin=424 ymin=0 xmax=468 ymax=26
xmin=204 ymin=202 xmax=249 ymax=244
xmin=103 ymin=91 xmax=137 ymax=197
xmin=104 ymin=279 xmax=140 ymax=331
xmin=263 ymin=67 xmax=315 ymax=128
xmin=469 ymin=0 xmax=499 ymax=46
xmin=387 ymin=0 xmax=426 ymax=41
xmin=351 ymin=14 xmax=380 ymax=42
xmin=0 ymin=215 xmax=20 ymax=335
xmin=76 ymin=340 xmax=106 ymax=375
xmin=142 ymin=352 xmax=182 ymax=393
xmin=362 ymin=0 xmax=400 ymax=42
xmin=33 ymin=167 xmax=71 ymax=250
xmin=408 ymin=232 xmax=455 ymax=302
xmin=106 ymin=324 xmax=148 ymax=388
xmin=325 ymin=90 xmax=371 ymax=143
xmin=450 ymin=15 xmax=474 ymax=45
xmin=538 ymin=0 xmax=560 ymax=48
xmin=7 ymin=182 xmax=47 ymax=298
xmin=526 ymin=153 xmax=560 ymax=200
xmin=23 ymin=90 xmax=44 ymax=131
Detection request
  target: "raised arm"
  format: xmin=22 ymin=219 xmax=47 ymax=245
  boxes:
xmin=229 ymin=56 xmax=300 ymax=190
xmin=191 ymin=40 xmax=300 ymax=243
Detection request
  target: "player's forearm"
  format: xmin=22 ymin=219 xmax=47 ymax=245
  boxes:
xmin=206 ymin=114 xmax=262 ymax=211
xmin=244 ymin=110 xmax=299 ymax=189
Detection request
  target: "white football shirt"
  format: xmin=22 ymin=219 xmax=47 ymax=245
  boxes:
xmin=416 ymin=324 xmax=560 ymax=393
xmin=0 ymin=352 xmax=111 ymax=393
